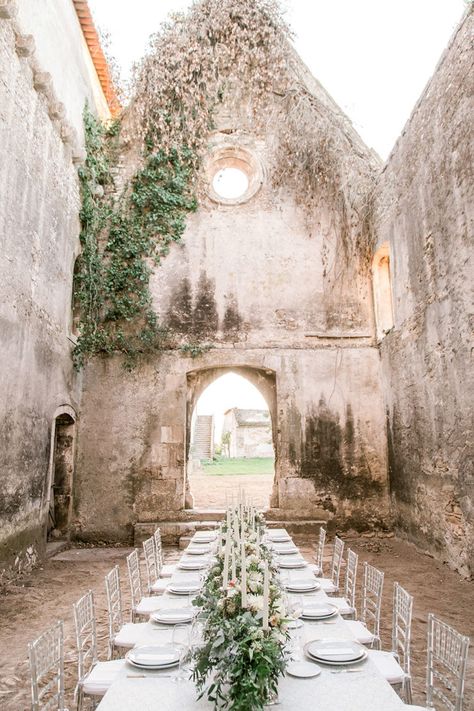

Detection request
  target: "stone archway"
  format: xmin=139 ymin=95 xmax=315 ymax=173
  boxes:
xmin=185 ymin=366 xmax=278 ymax=509
xmin=46 ymin=405 xmax=77 ymax=540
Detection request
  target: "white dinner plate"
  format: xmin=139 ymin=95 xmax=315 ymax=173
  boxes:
xmin=126 ymin=645 xmax=180 ymax=669
xmin=287 ymin=618 xmax=304 ymax=630
xmin=178 ymin=560 xmax=207 ymax=570
xmin=305 ymin=639 xmax=367 ymax=665
xmin=150 ymin=607 xmax=195 ymax=625
xmin=301 ymin=602 xmax=338 ymax=620
xmin=286 ymin=661 xmax=321 ymax=678
xmin=278 ymin=557 xmax=307 ymax=569
xmin=193 ymin=533 xmax=216 ymax=543
xmin=187 ymin=545 xmax=212 ymax=555
xmin=268 ymin=534 xmax=291 ymax=543
xmin=274 ymin=546 xmax=299 ymax=556
xmin=286 ymin=580 xmax=320 ymax=593
xmin=167 ymin=582 xmax=201 ymax=595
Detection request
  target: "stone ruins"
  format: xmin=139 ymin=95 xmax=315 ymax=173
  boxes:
xmin=0 ymin=0 xmax=472 ymax=581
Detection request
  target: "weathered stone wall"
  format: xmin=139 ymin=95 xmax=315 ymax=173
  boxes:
xmin=75 ymin=346 xmax=389 ymax=542
xmin=0 ymin=1 xmax=108 ymax=576
xmin=374 ymin=10 xmax=474 ymax=577
xmin=75 ymin=71 xmax=391 ymax=539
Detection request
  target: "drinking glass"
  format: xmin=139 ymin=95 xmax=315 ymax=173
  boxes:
xmin=172 ymin=624 xmax=190 ymax=683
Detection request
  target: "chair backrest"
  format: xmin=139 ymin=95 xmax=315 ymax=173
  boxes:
xmin=315 ymin=526 xmax=326 ymax=572
xmin=143 ymin=536 xmax=158 ymax=592
xmin=126 ymin=548 xmax=143 ymax=609
xmin=330 ymin=535 xmax=345 ymax=589
xmin=361 ymin=562 xmax=384 ymax=642
xmin=28 ymin=620 xmax=65 ymax=711
xmin=392 ymin=582 xmax=413 ymax=676
xmin=105 ymin=565 xmax=123 ymax=647
xmin=73 ymin=590 xmax=98 ymax=685
xmin=344 ymin=548 xmax=358 ymax=610
xmin=427 ymin=614 xmax=470 ymax=711
xmin=154 ymin=528 xmax=163 ymax=570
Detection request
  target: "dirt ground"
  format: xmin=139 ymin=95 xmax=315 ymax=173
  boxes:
xmin=190 ymin=473 xmax=273 ymax=508
xmin=0 ymin=536 xmax=472 ymax=711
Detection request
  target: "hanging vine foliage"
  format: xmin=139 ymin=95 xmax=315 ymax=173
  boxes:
xmin=74 ymin=0 xmax=378 ymax=368
xmin=73 ymin=108 xmax=197 ymax=370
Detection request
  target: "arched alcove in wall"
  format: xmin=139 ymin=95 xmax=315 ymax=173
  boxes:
xmin=185 ymin=366 xmax=278 ymax=510
xmin=372 ymin=243 xmax=394 ymax=340
xmin=46 ymin=405 xmax=77 ymax=541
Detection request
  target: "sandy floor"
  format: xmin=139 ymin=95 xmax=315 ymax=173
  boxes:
xmin=190 ymin=473 xmax=274 ymax=508
xmin=0 ymin=536 xmax=472 ymax=711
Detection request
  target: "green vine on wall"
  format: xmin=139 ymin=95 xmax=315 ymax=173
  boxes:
xmin=73 ymin=107 xmax=198 ymax=370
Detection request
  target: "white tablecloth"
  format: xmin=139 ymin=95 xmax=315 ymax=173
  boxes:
xmin=97 ymin=531 xmax=406 ymax=710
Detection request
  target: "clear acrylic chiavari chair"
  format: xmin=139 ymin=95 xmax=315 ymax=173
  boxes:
xmin=369 ymin=582 xmax=413 ymax=702
xmin=425 ymin=614 xmax=469 ymax=711
xmin=28 ymin=620 xmax=67 ymax=711
xmin=73 ymin=590 xmax=125 ymax=709
xmin=331 ymin=547 xmax=358 ymax=618
xmin=312 ymin=526 xmax=326 ymax=577
xmin=319 ymin=535 xmax=345 ymax=594
xmin=126 ymin=548 xmax=163 ymax=619
xmin=105 ymin=565 xmax=150 ymax=657
xmin=345 ymin=561 xmax=384 ymax=649
xmin=154 ymin=527 xmax=177 ymax=577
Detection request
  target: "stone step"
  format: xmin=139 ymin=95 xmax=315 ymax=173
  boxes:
xmin=266 ymin=520 xmax=326 ymax=536
xmin=45 ymin=540 xmax=70 ymax=558
xmin=134 ymin=520 xmax=220 ymax=545
xmin=185 ymin=508 xmax=226 ymax=522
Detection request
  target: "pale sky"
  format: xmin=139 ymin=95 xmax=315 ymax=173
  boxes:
xmin=88 ymin=0 xmax=465 ymax=158
xmin=196 ymin=373 xmax=268 ymax=444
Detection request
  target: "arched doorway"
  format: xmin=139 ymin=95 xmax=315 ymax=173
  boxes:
xmin=46 ymin=407 xmax=77 ymax=540
xmin=185 ymin=366 xmax=278 ymax=510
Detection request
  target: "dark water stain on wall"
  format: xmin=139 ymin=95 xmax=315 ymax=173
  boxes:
xmin=192 ymin=272 xmax=219 ymax=337
xmin=222 ymin=294 xmax=242 ymax=335
xmin=166 ymin=278 xmax=193 ymax=333
xmin=292 ymin=398 xmax=382 ymax=501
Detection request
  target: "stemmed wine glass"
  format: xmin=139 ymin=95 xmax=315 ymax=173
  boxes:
xmin=172 ymin=624 xmax=190 ymax=683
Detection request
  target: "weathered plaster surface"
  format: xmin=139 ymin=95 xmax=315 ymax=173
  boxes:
xmin=0 ymin=4 xmax=106 ymax=576
xmin=74 ymin=71 xmax=391 ymax=541
xmin=374 ymin=10 xmax=474 ymax=577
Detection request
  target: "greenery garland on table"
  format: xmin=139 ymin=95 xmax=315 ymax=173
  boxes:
xmin=192 ymin=511 xmax=290 ymax=710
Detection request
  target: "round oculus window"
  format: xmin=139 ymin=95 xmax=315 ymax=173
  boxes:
xmin=205 ymin=145 xmax=263 ymax=205
xmin=212 ymin=167 xmax=249 ymax=200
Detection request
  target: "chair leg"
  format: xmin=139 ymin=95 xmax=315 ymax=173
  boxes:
xmin=77 ymin=686 xmax=83 ymax=711
xmin=403 ymin=677 xmax=413 ymax=704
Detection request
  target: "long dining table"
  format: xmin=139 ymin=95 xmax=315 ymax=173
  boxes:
xmin=96 ymin=529 xmax=408 ymax=710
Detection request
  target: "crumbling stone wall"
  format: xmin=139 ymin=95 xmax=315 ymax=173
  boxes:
xmin=0 ymin=1 xmax=107 ymax=576
xmin=374 ymin=10 xmax=474 ymax=578
xmin=75 ymin=68 xmax=391 ymax=540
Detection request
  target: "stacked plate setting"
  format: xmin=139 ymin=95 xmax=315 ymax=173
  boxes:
xmin=126 ymin=645 xmax=181 ymax=670
xmin=267 ymin=530 xmax=291 ymax=543
xmin=300 ymin=601 xmax=338 ymax=620
xmin=285 ymin=578 xmax=320 ymax=593
xmin=167 ymin=581 xmax=201 ymax=595
xmin=150 ymin=607 xmax=196 ymax=625
xmin=192 ymin=532 xmax=217 ymax=543
xmin=186 ymin=544 xmax=212 ymax=555
xmin=273 ymin=543 xmax=299 ymax=556
xmin=304 ymin=639 xmax=368 ymax=666
xmin=277 ymin=555 xmax=307 ymax=569
xmin=178 ymin=558 xmax=208 ymax=571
